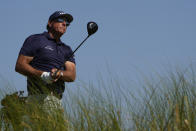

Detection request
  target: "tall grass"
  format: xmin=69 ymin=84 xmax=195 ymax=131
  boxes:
xmin=130 ymin=67 xmax=196 ymax=131
xmin=0 ymin=65 xmax=195 ymax=130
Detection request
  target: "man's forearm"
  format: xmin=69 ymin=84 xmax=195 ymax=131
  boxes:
xmin=15 ymin=62 xmax=43 ymax=77
xmin=58 ymin=61 xmax=76 ymax=82
xmin=60 ymin=70 xmax=76 ymax=82
xmin=15 ymin=55 xmax=43 ymax=78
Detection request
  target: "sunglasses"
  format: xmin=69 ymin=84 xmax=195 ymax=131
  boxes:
xmin=53 ymin=18 xmax=70 ymax=26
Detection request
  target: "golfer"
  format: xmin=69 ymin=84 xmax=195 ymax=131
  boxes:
xmin=15 ymin=11 xmax=76 ymax=107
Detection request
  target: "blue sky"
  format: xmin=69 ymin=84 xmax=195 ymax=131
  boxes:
xmin=0 ymin=0 xmax=195 ymax=92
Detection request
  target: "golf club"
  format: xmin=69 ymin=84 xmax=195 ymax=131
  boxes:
xmin=69 ymin=21 xmax=98 ymax=59
xmin=54 ymin=21 xmax=98 ymax=76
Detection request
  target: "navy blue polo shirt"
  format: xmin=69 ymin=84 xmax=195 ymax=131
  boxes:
xmin=19 ymin=32 xmax=75 ymax=97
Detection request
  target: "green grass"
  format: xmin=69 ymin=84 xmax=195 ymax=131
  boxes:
xmin=0 ymin=65 xmax=196 ymax=130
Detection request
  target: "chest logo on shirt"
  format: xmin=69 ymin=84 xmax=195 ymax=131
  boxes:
xmin=44 ymin=46 xmax=54 ymax=51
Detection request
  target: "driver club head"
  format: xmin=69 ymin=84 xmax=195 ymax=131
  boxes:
xmin=87 ymin=22 xmax=98 ymax=36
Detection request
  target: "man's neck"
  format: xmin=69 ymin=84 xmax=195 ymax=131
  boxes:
xmin=48 ymin=31 xmax=61 ymax=42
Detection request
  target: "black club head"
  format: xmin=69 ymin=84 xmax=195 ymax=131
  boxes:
xmin=87 ymin=22 xmax=98 ymax=36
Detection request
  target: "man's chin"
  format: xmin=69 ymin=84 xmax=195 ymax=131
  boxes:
xmin=55 ymin=31 xmax=65 ymax=36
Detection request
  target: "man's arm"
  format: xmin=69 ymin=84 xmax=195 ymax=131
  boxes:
xmin=51 ymin=61 xmax=76 ymax=82
xmin=61 ymin=61 xmax=76 ymax=82
xmin=15 ymin=54 xmax=43 ymax=77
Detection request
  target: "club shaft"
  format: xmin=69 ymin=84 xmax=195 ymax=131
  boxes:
xmin=70 ymin=35 xmax=90 ymax=59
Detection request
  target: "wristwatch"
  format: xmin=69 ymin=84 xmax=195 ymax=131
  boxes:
xmin=60 ymin=71 xmax=63 ymax=77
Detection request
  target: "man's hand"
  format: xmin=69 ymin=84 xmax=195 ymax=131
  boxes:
xmin=51 ymin=68 xmax=63 ymax=82
xmin=40 ymin=68 xmax=63 ymax=84
xmin=49 ymin=61 xmax=76 ymax=82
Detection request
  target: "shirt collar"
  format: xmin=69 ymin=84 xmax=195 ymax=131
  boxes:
xmin=43 ymin=31 xmax=64 ymax=45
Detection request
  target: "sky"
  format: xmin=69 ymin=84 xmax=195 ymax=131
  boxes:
xmin=0 ymin=0 xmax=195 ymax=94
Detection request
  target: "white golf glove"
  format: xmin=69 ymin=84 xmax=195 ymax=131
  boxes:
xmin=41 ymin=72 xmax=53 ymax=84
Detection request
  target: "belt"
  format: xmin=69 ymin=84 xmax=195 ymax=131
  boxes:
xmin=49 ymin=91 xmax=62 ymax=99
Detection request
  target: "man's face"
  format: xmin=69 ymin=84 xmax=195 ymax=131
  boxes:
xmin=48 ymin=17 xmax=68 ymax=35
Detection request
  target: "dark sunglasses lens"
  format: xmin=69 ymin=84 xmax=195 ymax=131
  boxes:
xmin=55 ymin=18 xmax=70 ymax=26
xmin=56 ymin=18 xmax=65 ymax=22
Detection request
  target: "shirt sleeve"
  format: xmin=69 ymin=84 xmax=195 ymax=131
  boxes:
xmin=19 ymin=35 xmax=40 ymax=57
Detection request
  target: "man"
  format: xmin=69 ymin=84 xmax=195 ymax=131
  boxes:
xmin=15 ymin=11 xmax=76 ymax=101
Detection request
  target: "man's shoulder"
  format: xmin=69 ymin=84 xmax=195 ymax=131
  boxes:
xmin=25 ymin=32 xmax=45 ymax=41
xmin=24 ymin=33 xmax=44 ymax=45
